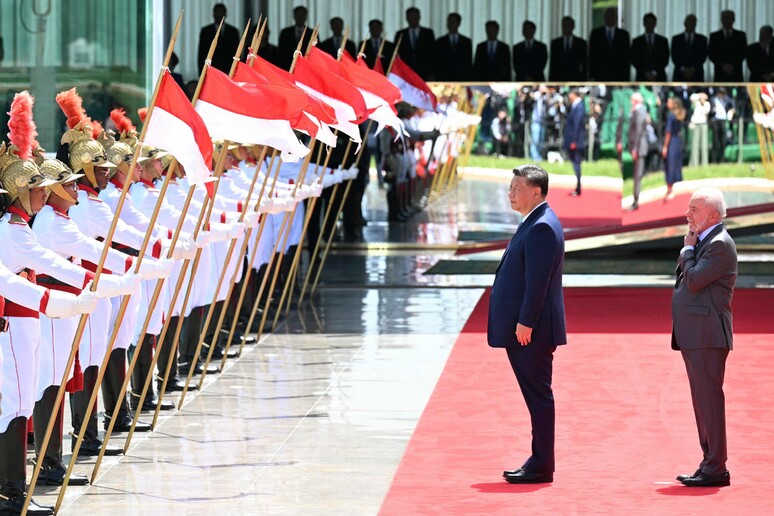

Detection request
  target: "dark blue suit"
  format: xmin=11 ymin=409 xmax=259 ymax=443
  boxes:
xmin=488 ymin=202 xmax=566 ymax=474
xmin=563 ymin=100 xmax=586 ymax=194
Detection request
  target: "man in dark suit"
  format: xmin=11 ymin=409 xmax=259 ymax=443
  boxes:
xmin=631 ymin=13 xmax=669 ymax=82
xmin=318 ymin=17 xmax=357 ymax=60
xmin=435 ymin=13 xmax=473 ymax=81
xmin=513 ymin=20 xmax=547 ymax=82
xmin=362 ymin=19 xmax=395 ymax=71
xmin=671 ymin=14 xmax=708 ymax=82
xmin=709 ymin=10 xmax=747 ymax=82
xmin=197 ymin=3 xmax=241 ymax=75
xmin=747 ymin=25 xmax=774 ymax=82
xmin=277 ymin=5 xmax=313 ymax=71
xmin=489 ymin=164 xmax=566 ymax=484
xmin=563 ymin=89 xmax=586 ymax=195
xmin=395 ymin=7 xmax=436 ymax=80
xmin=672 ymin=187 xmax=737 ymax=488
xmin=588 ymin=7 xmax=631 ymax=81
xmin=549 ymin=16 xmax=587 ymax=82
xmin=626 ymin=92 xmax=648 ymax=210
xmin=474 ymin=21 xmax=511 ymax=82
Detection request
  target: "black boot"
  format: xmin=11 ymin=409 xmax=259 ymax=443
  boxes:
xmin=386 ymin=186 xmax=404 ymax=222
xmin=177 ymin=307 xmax=206 ymax=382
xmin=156 ymin=316 xmax=179 ymax=386
xmin=130 ymin=334 xmax=174 ymax=412
xmin=0 ymin=416 xmax=54 ymax=515
xmin=70 ymin=366 xmax=121 ymax=457
xmin=34 ymin=385 xmax=88 ymax=486
xmin=103 ymin=348 xmax=151 ymax=433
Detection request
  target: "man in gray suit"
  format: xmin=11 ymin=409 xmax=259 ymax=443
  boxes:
xmin=672 ymin=187 xmax=737 ymax=487
xmin=627 ymin=93 xmax=649 ymax=211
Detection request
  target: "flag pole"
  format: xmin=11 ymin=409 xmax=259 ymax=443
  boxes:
xmin=305 ymin=37 xmax=402 ymax=298
xmin=237 ymin=25 xmax=319 ymax=339
xmin=45 ymin=13 xmax=187 ymax=514
xmin=276 ymin=143 xmax=327 ymax=316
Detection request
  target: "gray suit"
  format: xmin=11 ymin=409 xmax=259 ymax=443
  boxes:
xmin=671 ymin=223 xmax=737 ymax=476
xmin=627 ymin=104 xmax=648 ymax=205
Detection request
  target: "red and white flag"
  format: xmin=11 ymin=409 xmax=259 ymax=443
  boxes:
xmin=388 ymin=56 xmax=438 ymax=112
xmin=196 ymin=66 xmax=310 ymax=162
xmin=235 ymin=60 xmax=338 ymax=147
xmin=293 ymin=54 xmax=368 ymax=143
xmin=335 ymin=50 xmax=404 ymax=134
xmin=143 ymin=71 xmax=213 ymax=185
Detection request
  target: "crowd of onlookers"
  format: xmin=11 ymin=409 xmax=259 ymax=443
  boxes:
xmin=480 ymin=83 xmax=758 ymax=209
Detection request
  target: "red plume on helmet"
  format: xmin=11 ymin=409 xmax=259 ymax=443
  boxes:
xmin=137 ymin=107 xmax=148 ymax=123
xmin=7 ymin=91 xmax=39 ymax=161
xmin=89 ymin=119 xmax=104 ymax=139
xmin=55 ymin=87 xmax=89 ymax=129
xmin=110 ymin=108 xmax=137 ymax=135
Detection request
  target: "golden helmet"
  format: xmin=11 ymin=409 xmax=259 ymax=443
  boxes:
xmin=1 ymin=143 xmax=57 ymax=215
xmin=102 ymin=137 xmax=134 ymax=177
xmin=61 ymin=122 xmax=114 ymax=187
xmin=39 ymin=158 xmax=83 ymax=200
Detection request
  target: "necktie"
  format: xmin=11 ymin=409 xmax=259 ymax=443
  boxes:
xmin=726 ymin=30 xmax=732 ymax=40
xmin=411 ymin=28 xmax=417 ymax=49
xmin=334 ymin=37 xmax=340 ymax=50
xmin=526 ymin=40 xmax=531 ymax=50
xmin=489 ymin=41 xmax=495 ymax=59
xmin=451 ymin=34 xmax=457 ymax=49
xmin=608 ymin=28 xmax=614 ymax=45
xmin=373 ymin=38 xmax=379 ymax=53
xmin=687 ymin=33 xmax=692 ymax=46
xmin=565 ymin=37 xmax=571 ymax=53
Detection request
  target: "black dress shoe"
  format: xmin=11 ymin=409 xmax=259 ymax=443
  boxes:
xmin=0 ymin=482 xmax=54 ymax=515
xmin=158 ymin=377 xmax=196 ymax=393
xmin=37 ymin=461 xmax=89 ymax=486
xmin=77 ymin=438 xmax=123 ymax=457
xmin=681 ymin=470 xmax=730 ymax=487
xmin=503 ymin=468 xmax=553 ymax=484
xmin=676 ymin=469 xmax=702 ymax=482
xmin=105 ymin=411 xmax=151 ymax=433
xmin=131 ymin=393 xmax=175 ymax=412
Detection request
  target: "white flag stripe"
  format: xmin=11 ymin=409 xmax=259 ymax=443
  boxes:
xmin=144 ymin=107 xmax=211 ymax=185
xmin=388 ymin=72 xmax=436 ymax=112
xmin=303 ymin=112 xmax=338 ymax=147
xmin=295 ymin=82 xmax=362 ymax=143
xmin=358 ymin=89 xmax=403 ymax=135
xmin=195 ymin=99 xmax=310 ymax=162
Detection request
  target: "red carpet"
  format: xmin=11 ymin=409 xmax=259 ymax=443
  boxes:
xmin=545 ymin=184 xmax=622 ymax=228
xmin=380 ymin=288 xmax=774 ymax=515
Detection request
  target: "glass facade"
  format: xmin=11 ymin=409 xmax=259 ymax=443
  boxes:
xmin=0 ymin=0 xmax=151 ymax=151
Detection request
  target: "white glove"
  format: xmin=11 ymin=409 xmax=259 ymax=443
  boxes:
xmin=322 ymin=172 xmax=335 ymax=188
xmin=303 ymin=173 xmax=319 ymax=186
xmin=138 ymin=257 xmax=174 ymax=280
xmin=180 ymin=236 xmax=198 ymax=259
xmin=91 ymin=272 xmax=142 ymax=298
xmin=228 ymin=221 xmax=246 ymax=239
xmin=332 ymin=168 xmax=344 ymax=184
xmin=244 ymin=210 xmax=260 ymax=228
xmin=196 ymin=230 xmax=211 ymax=248
xmin=267 ymin=198 xmax=285 ymax=214
xmin=344 ymin=166 xmax=359 ymax=180
xmin=309 ymin=179 xmax=324 ymax=198
xmin=282 ymin=197 xmax=297 ymax=212
xmin=44 ymin=290 xmax=98 ymax=318
xmin=169 ymin=236 xmax=196 ymax=259
xmin=257 ymin=197 xmax=271 ymax=214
